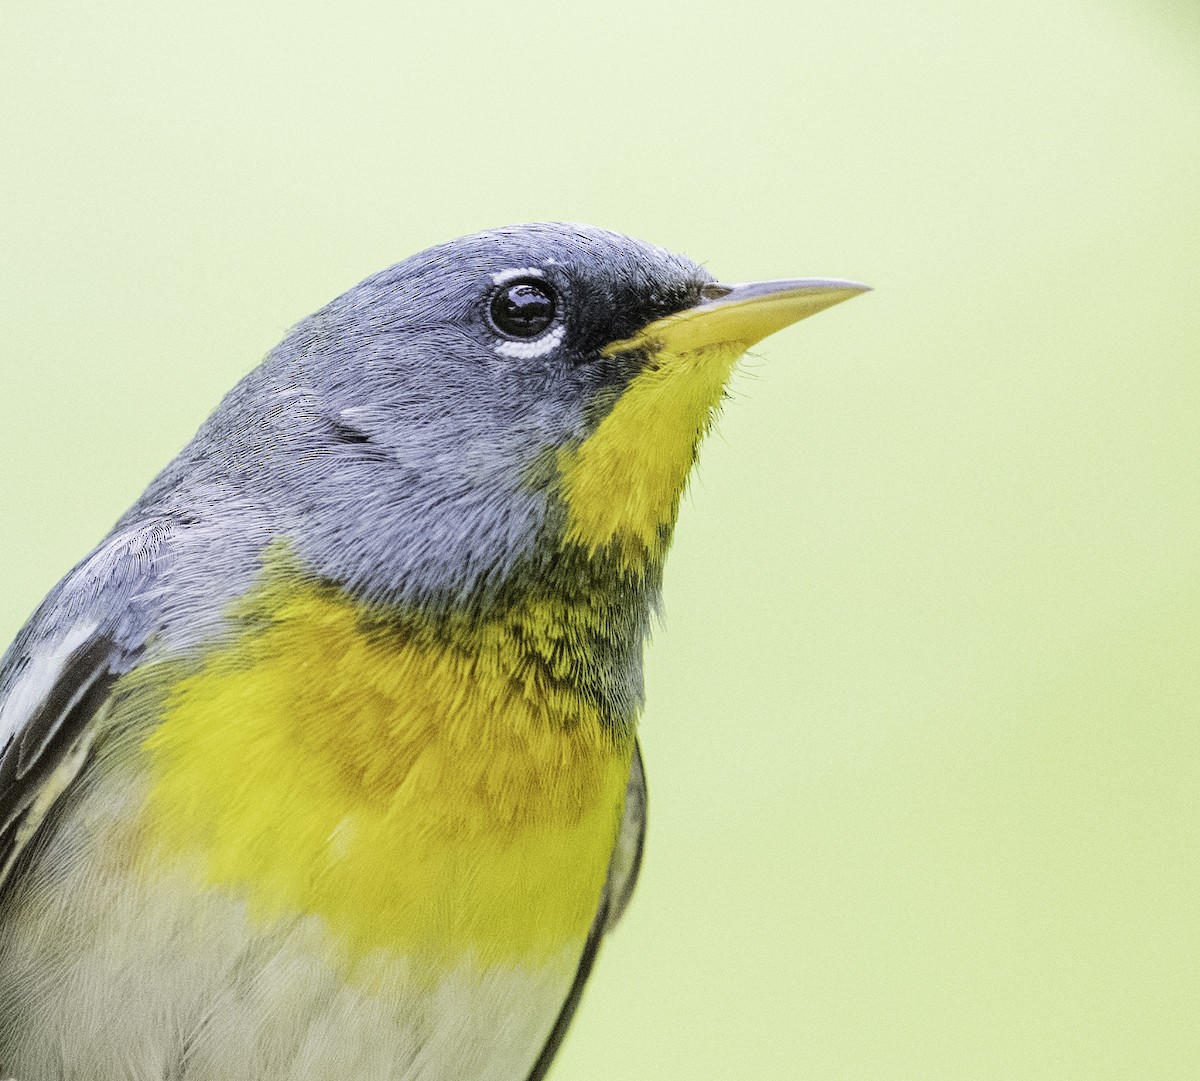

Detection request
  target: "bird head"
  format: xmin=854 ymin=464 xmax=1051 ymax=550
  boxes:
xmin=235 ymin=223 xmax=865 ymax=610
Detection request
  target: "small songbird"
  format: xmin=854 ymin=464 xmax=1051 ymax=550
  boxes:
xmin=0 ymin=224 xmax=866 ymax=1081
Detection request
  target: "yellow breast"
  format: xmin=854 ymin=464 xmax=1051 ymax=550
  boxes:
xmin=135 ymin=567 xmax=635 ymax=967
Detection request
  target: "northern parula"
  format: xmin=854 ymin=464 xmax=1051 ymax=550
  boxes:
xmin=0 ymin=224 xmax=865 ymax=1080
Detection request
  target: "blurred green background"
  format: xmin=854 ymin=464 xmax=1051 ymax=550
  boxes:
xmin=2 ymin=2 xmax=1198 ymax=1078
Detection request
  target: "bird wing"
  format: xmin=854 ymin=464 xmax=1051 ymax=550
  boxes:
xmin=0 ymin=522 xmax=171 ymax=890
xmin=525 ymin=740 xmax=647 ymax=1081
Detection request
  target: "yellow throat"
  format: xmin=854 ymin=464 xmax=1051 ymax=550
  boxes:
xmin=557 ymin=277 xmax=868 ymax=567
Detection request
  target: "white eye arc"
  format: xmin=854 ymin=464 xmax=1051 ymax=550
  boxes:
xmin=491 ymin=267 xmax=546 ymax=287
xmin=494 ymin=323 xmax=566 ymax=359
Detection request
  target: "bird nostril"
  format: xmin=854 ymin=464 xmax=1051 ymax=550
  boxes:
xmin=699 ymin=283 xmax=733 ymax=302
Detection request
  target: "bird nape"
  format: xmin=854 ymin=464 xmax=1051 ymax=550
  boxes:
xmin=0 ymin=223 xmax=866 ymax=1081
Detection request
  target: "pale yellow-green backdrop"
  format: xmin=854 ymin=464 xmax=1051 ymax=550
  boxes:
xmin=2 ymin=2 xmax=1198 ymax=1078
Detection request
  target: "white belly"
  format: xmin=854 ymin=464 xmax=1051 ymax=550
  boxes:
xmin=0 ymin=848 xmax=582 ymax=1081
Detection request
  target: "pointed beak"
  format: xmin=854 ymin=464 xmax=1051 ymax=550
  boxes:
xmin=604 ymin=278 xmax=871 ymax=356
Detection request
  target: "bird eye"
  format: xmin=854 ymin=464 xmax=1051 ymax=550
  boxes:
xmin=488 ymin=280 xmax=557 ymax=339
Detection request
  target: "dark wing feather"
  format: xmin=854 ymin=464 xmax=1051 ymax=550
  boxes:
xmin=603 ymin=738 xmax=647 ymax=932
xmin=0 ymin=524 xmax=168 ymax=892
xmin=0 ymin=631 xmax=123 ymax=887
xmin=526 ymin=740 xmax=648 ymax=1081
xmin=14 ymin=634 xmax=115 ymax=778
